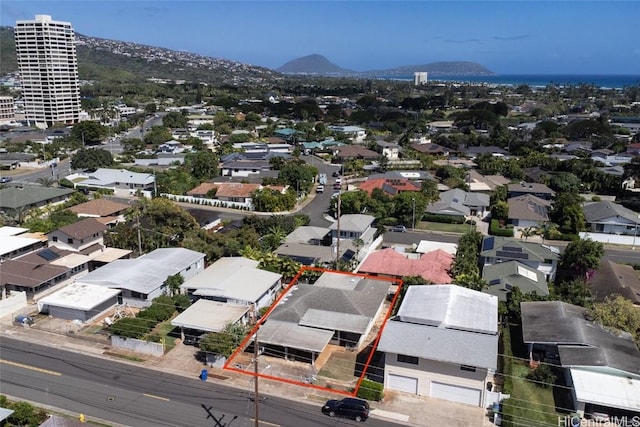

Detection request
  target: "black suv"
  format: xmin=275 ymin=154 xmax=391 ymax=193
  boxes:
xmin=322 ymin=397 xmax=369 ymax=422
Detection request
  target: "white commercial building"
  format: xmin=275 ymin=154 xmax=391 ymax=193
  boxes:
xmin=414 ymin=72 xmax=428 ymax=86
xmin=14 ymin=15 xmax=81 ymax=128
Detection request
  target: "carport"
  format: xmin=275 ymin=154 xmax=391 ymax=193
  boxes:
xmin=171 ymin=299 xmax=250 ymax=340
xmin=257 ymin=319 xmax=333 ymax=365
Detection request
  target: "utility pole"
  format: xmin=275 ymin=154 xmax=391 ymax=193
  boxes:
xmin=253 ymin=328 xmax=260 ymax=427
xmin=335 ymin=191 xmax=341 ymax=268
xmin=137 ymin=215 xmax=142 ymax=255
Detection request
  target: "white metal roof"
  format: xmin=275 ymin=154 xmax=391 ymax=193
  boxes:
xmin=171 ymin=299 xmax=249 ymax=332
xmin=78 ymin=248 xmax=204 ymax=294
xmin=415 ymin=240 xmax=458 ymax=255
xmin=397 ymin=285 xmax=498 ymax=335
xmin=0 ymin=226 xmax=29 ymax=236
xmin=570 ymin=368 xmax=640 ymax=412
xmin=50 ymin=253 xmax=91 ymax=268
xmin=0 ymin=235 xmax=42 ymax=256
xmin=182 ymin=257 xmax=281 ymax=303
xmin=37 ymin=282 xmax=120 ymax=311
xmin=257 ymin=319 xmax=334 ymax=353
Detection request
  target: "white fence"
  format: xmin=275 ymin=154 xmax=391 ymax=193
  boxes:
xmin=161 ymin=193 xmax=253 ymax=210
xmin=579 ymin=232 xmax=638 ymax=246
xmin=0 ymin=291 xmax=28 ymax=319
xmin=111 ymin=335 xmax=164 ymax=357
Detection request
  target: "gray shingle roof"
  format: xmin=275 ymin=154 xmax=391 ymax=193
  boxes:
xmin=521 ymin=301 xmax=640 ymax=375
xmin=0 ymin=186 xmax=74 ymax=209
xmin=507 ymin=195 xmax=550 ymax=222
xmin=328 ymin=214 xmax=375 ymax=232
xmin=482 ymin=261 xmax=549 ymax=301
xmin=480 ymin=236 xmax=560 ymax=262
xmin=377 ymin=321 xmax=498 ymax=370
xmin=583 ymin=201 xmax=640 ymax=224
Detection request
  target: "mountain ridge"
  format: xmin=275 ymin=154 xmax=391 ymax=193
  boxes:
xmin=0 ymin=26 xmax=494 ymax=82
xmin=277 ymin=54 xmax=494 ymax=76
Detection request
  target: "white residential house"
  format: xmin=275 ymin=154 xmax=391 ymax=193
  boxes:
xmin=329 ymin=214 xmax=377 ymax=246
xmin=48 ymin=218 xmax=107 ymax=253
xmin=327 ymin=125 xmax=367 ymax=143
xmin=583 ymin=201 xmax=640 ymax=236
xmin=180 ymin=257 xmax=282 ymax=315
xmin=377 ymin=285 xmax=498 ymax=407
xmin=480 ymin=236 xmax=560 ymax=281
xmin=76 ymin=248 xmax=205 ymax=307
xmin=69 ymin=168 xmax=155 ymax=197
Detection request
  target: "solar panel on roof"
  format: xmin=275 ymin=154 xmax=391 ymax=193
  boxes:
xmin=38 ymin=248 xmax=60 ymax=261
xmin=482 ymin=237 xmax=495 ymax=251
xmin=495 ymin=250 xmax=529 ymax=260
xmin=502 ymin=246 xmax=523 ymax=252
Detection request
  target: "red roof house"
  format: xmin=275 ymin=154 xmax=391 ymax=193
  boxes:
xmin=358 ymin=248 xmax=453 ymax=283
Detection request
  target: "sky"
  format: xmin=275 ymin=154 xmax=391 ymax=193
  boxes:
xmin=2 ymin=0 xmax=639 ymax=75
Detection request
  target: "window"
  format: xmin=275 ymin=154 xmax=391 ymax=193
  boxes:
xmin=460 ymin=365 xmax=476 ymax=372
xmin=52 ymin=236 xmax=58 ymax=242
xmin=67 ymin=238 xmax=73 ymax=244
xmin=397 ymin=354 xmax=419 ymax=365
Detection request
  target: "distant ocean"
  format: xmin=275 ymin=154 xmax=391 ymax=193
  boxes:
xmin=381 ymin=74 xmax=640 ymax=89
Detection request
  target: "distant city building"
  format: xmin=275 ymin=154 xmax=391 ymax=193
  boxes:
xmin=14 ymin=15 xmax=81 ymax=128
xmin=414 ymin=72 xmax=428 ymax=86
xmin=0 ymin=96 xmax=15 ymax=124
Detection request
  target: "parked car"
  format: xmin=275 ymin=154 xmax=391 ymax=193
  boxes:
xmin=332 ymin=171 xmax=340 ymax=178
xmin=319 ymin=174 xmax=327 ymax=185
xmin=332 ymin=191 xmax=341 ymax=199
xmin=321 ymin=398 xmax=369 ymax=422
xmin=333 ymin=183 xmax=342 ymax=190
xmin=390 ymin=225 xmax=407 ymax=232
xmin=316 ymin=185 xmax=325 ymax=193
xmin=0 ymin=176 xmax=12 ymax=183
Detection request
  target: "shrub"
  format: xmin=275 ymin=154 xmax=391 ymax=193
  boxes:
xmin=356 ymin=378 xmax=384 ymax=401
xmin=59 ymin=178 xmax=75 ymax=188
xmin=110 ymin=317 xmax=153 ymax=339
xmin=525 ymin=364 xmax=556 ymax=388
xmin=422 ymin=213 xmax=466 ymax=224
xmin=591 ymin=195 xmax=601 ymax=202
xmin=490 ymin=219 xmax=514 ymax=237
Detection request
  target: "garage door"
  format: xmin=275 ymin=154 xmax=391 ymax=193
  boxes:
xmin=387 ymin=374 xmax=418 ymax=394
xmin=430 ymin=382 xmax=481 ymax=406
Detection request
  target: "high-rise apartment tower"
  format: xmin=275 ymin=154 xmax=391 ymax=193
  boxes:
xmin=414 ymin=72 xmax=428 ymax=86
xmin=14 ymin=15 xmax=81 ymax=128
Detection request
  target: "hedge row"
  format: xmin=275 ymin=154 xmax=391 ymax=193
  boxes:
xmin=422 ymin=213 xmax=466 ymax=224
xmin=356 ymin=378 xmax=384 ymax=402
xmin=490 ymin=219 xmax=514 ymax=237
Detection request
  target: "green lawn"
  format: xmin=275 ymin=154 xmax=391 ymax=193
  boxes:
xmin=506 ymin=362 xmax=559 ymax=427
xmin=147 ymin=319 xmax=178 ymax=353
xmin=417 ymin=221 xmax=472 ymax=233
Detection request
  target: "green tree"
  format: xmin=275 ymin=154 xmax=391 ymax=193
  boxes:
xmin=143 ymin=126 xmax=173 ymax=147
xmin=162 ymin=111 xmax=188 ymax=129
xmin=163 ymin=273 xmax=184 ymax=297
xmin=71 ymin=148 xmax=114 ymax=170
xmin=491 ymin=201 xmax=509 ymax=221
xmin=549 ymin=172 xmax=580 ymax=193
xmin=184 ymin=150 xmax=218 ymax=180
xmin=199 ymin=322 xmax=248 ymax=357
xmin=559 ymin=239 xmax=604 ymax=280
xmin=71 ymin=121 xmax=107 ymax=146
xmin=549 ymin=193 xmax=586 ymax=234
xmin=7 ymin=401 xmax=48 ymax=427
xmin=589 ymin=295 xmax=640 ymax=345
xmin=453 ymin=273 xmax=487 ymax=291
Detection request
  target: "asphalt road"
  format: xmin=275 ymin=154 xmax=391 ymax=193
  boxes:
xmin=0 ymin=337 xmax=402 ymax=427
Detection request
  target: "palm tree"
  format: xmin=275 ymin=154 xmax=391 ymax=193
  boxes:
xmin=520 ymin=226 xmax=540 ymax=241
xmin=37 ymin=177 xmax=57 ymax=188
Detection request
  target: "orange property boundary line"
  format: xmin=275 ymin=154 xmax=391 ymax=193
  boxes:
xmin=224 ymin=266 xmax=404 ymax=397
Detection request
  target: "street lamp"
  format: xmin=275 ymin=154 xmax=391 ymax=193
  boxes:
xmin=633 ymin=214 xmax=640 ymax=251
xmin=411 ymin=198 xmax=416 ymax=231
